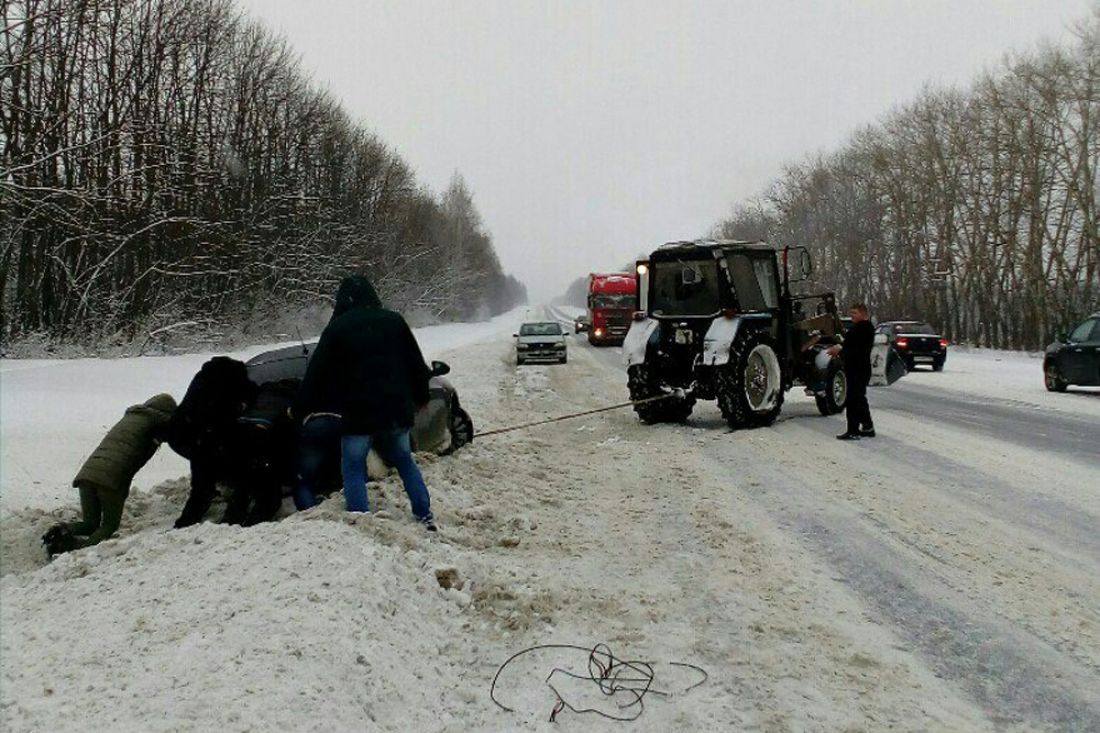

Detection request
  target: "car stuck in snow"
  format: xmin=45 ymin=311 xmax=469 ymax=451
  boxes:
xmin=245 ymin=343 xmax=474 ymax=454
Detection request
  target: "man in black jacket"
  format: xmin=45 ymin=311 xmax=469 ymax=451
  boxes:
xmin=294 ymin=275 xmax=437 ymax=529
xmin=828 ymin=303 xmax=876 ymax=441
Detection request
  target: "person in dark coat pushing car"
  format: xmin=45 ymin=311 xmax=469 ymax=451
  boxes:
xmin=293 ymin=275 xmax=437 ymax=530
xmin=828 ymin=303 xmax=876 ymax=440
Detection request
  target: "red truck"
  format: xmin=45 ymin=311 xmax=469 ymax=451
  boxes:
xmin=586 ymin=273 xmax=637 ymax=346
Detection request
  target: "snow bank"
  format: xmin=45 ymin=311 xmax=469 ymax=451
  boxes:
xmin=1 ymin=515 xmax=475 ymax=732
xmin=902 ymin=346 xmax=1100 ymax=418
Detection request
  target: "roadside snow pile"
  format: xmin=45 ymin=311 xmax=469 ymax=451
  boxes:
xmin=0 ymin=517 xmax=473 ymax=733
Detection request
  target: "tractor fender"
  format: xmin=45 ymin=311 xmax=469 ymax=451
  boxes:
xmin=702 ymin=316 xmax=744 ymax=366
xmin=623 ymin=318 xmax=659 ymax=368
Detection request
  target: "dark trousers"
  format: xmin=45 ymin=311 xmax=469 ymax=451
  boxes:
xmin=175 ymin=456 xmax=223 ymax=528
xmin=294 ymin=415 xmax=342 ymax=510
xmin=222 ymin=424 xmax=292 ymax=526
xmin=47 ymin=481 xmax=126 ymax=554
xmin=845 ymin=369 xmax=873 ymax=434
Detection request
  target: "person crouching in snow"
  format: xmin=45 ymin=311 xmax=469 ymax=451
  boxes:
xmin=42 ymin=394 xmax=177 ymax=556
xmin=294 ymin=275 xmax=437 ymax=531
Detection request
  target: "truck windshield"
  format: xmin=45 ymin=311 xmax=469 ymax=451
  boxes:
xmin=590 ymin=293 xmax=634 ymax=309
xmin=650 ymin=259 xmax=720 ymax=316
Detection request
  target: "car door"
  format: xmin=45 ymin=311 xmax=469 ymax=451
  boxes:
xmin=1061 ymin=317 xmax=1100 ymax=384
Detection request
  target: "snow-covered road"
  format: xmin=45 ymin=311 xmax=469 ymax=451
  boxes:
xmin=2 ymin=311 xmax=1098 ymax=731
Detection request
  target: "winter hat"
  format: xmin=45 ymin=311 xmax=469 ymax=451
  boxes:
xmin=143 ymin=393 xmax=178 ymax=415
xmin=332 ymin=275 xmax=382 ymax=320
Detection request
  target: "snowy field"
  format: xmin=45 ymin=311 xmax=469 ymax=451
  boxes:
xmin=2 ymin=311 xmax=1099 ymax=731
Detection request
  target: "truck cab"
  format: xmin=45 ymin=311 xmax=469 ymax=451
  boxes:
xmin=587 ymin=273 xmax=637 ymax=345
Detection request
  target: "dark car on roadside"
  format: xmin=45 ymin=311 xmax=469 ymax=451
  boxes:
xmin=244 ymin=343 xmax=474 ymax=454
xmin=876 ymin=320 xmax=949 ymax=371
xmin=1044 ymin=312 xmax=1100 ymax=392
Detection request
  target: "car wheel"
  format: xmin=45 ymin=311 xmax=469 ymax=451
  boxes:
xmin=560 ymin=354 xmax=568 ymax=364
xmin=516 ymin=357 xmax=524 ymax=366
xmin=1044 ymin=363 xmax=1068 ymax=392
xmin=932 ymin=359 xmax=945 ymax=372
xmin=442 ymin=404 xmax=474 ymax=454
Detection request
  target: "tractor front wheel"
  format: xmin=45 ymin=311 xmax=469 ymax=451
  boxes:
xmin=815 ymin=359 xmax=848 ymax=416
xmin=627 ymin=364 xmax=695 ymax=424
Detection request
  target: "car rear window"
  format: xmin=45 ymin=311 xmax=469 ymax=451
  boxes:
xmin=895 ymin=323 xmax=936 ymax=335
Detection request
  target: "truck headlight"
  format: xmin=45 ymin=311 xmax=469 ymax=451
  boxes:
xmin=517 ymin=343 xmax=529 ymax=350
xmin=555 ymin=342 xmax=566 ymax=349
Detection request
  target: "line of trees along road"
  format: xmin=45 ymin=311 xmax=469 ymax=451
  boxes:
xmin=1 ymin=0 xmax=526 ymax=347
xmin=716 ymin=12 xmax=1098 ymax=351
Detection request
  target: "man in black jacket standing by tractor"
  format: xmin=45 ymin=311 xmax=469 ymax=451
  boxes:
xmin=828 ymin=303 xmax=876 ymax=441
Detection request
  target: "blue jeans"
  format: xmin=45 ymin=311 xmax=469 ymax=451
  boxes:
xmin=294 ymin=415 xmax=342 ymax=510
xmin=341 ymin=429 xmax=431 ymax=520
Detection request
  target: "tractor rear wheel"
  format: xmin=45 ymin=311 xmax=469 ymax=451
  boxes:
xmin=628 ymin=364 xmax=695 ymax=424
xmin=717 ymin=330 xmax=784 ymax=429
xmin=815 ymin=359 xmax=848 ymax=416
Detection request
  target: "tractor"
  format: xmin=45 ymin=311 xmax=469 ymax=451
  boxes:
xmin=622 ymin=240 xmax=849 ymax=428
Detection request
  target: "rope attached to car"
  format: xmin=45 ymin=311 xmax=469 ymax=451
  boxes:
xmin=473 ymin=393 xmax=678 ymax=439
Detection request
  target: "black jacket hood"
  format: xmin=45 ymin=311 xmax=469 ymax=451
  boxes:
xmin=332 ymin=275 xmax=382 ymax=320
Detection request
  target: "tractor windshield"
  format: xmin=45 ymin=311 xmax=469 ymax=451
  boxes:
xmin=650 ymin=259 xmax=721 ymax=316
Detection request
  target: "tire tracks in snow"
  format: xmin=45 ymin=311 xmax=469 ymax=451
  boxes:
xmin=573 ymin=337 xmax=1100 ymax=729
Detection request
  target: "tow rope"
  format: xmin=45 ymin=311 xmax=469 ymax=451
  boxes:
xmin=473 ymin=393 xmax=678 ymax=439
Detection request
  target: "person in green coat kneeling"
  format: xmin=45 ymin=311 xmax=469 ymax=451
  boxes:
xmin=42 ymin=393 xmax=177 ymax=556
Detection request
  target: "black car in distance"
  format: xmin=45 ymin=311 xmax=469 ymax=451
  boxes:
xmin=1044 ymin=312 xmax=1100 ymax=392
xmin=876 ymin=321 xmax=949 ymax=371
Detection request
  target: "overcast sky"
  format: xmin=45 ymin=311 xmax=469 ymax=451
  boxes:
xmin=237 ymin=0 xmax=1093 ymax=302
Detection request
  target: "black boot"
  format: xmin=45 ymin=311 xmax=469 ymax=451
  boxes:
xmin=836 ymin=432 xmax=861 ymax=441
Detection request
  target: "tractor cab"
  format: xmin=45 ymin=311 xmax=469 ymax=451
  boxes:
xmin=624 ymin=240 xmax=848 ymax=428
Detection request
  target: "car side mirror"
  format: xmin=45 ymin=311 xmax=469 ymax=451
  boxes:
xmin=430 ymin=360 xmax=450 ymax=376
xmin=512 ymin=333 xmax=519 ymax=338
xmin=1057 ymin=332 xmax=1069 ymax=343
xmin=874 ymin=333 xmax=889 ymax=345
